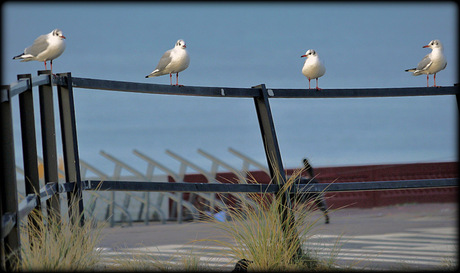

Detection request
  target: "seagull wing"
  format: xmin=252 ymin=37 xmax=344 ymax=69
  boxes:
xmin=23 ymin=34 xmax=50 ymax=57
xmin=153 ymin=49 xmax=173 ymax=75
xmin=416 ymin=54 xmax=433 ymax=71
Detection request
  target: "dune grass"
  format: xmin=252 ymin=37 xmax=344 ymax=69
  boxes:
xmin=12 ymin=198 xmax=105 ymax=271
xmin=194 ymin=166 xmax=340 ymax=271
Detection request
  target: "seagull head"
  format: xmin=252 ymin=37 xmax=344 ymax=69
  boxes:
xmin=52 ymin=29 xmax=66 ymax=39
xmin=423 ymin=40 xmax=442 ymax=50
xmin=301 ymin=49 xmax=317 ymax=58
xmin=176 ymin=39 xmax=187 ymax=49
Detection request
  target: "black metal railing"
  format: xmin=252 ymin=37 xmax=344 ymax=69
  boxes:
xmin=1 ymin=71 xmax=458 ymax=269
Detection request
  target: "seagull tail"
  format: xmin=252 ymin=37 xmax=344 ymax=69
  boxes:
xmin=13 ymin=53 xmax=34 ymax=61
xmin=145 ymin=69 xmax=160 ymax=78
xmin=405 ymin=68 xmax=424 ymax=76
xmin=13 ymin=53 xmax=24 ymax=60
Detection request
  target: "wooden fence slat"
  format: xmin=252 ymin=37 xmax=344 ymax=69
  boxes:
xmin=56 ymin=73 xmax=84 ymax=226
xmin=0 ymin=82 xmax=20 ymax=270
xmin=18 ymin=74 xmax=42 ymax=233
xmin=38 ymin=70 xmax=61 ymax=218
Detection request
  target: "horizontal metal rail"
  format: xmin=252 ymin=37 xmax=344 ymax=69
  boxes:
xmin=268 ymin=86 xmax=459 ymax=98
xmin=17 ymin=195 xmax=38 ymax=221
xmin=82 ymin=178 xmax=457 ymax=193
xmin=1 ymin=182 xmax=74 ymax=239
xmin=296 ymin=178 xmax=458 ymax=193
xmin=52 ymin=76 xmax=458 ymax=99
xmin=61 ymin=77 xmax=260 ymax=98
xmin=1 ymin=213 xmax=16 ymax=240
xmin=2 ymin=75 xmax=458 ymax=103
xmin=1 ymin=74 xmax=51 ymax=102
xmin=83 ymin=180 xmax=277 ymax=193
xmin=2 ymin=195 xmax=39 ymax=239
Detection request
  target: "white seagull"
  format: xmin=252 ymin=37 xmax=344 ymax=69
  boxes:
xmin=145 ymin=39 xmax=190 ymax=86
xmin=405 ymin=39 xmax=447 ymax=87
xmin=301 ymin=49 xmax=326 ymax=90
xmin=13 ymin=29 xmax=66 ymax=71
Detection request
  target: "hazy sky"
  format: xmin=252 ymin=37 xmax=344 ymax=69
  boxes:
xmin=3 ymin=2 xmax=457 ymax=88
xmin=2 ymin=2 xmax=458 ymax=172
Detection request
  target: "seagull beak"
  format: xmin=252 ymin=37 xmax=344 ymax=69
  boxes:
xmin=301 ymin=55 xmax=307 ymax=58
xmin=183 ymin=45 xmax=187 ymax=49
xmin=422 ymin=45 xmax=429 ymax=48
xmin=60 ymin=35 xmax=66 ymax=39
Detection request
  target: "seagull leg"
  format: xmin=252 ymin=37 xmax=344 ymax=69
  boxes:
xmin=50 ymin=60 xmax=57 ymax=76
xmin=175 ymin=73 xmax=184 ymax=87
xmin=169 ymin=73 xmax=172 ymax=85
xmin=426 ymin=75 xmax=429 ymax=87
xmin=308 ymin=78 xmax=311 ymax=89
xmin=433 ymin=73 xmax=437 ymax=87
xmin=44 ymin=61 xmax=47 ymax=70
xmin=316 ymin=78 xmax=322 ymax=90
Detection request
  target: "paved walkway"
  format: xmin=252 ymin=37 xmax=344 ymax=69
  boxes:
xmin=97 ymin=202 xmax=457 ymax=270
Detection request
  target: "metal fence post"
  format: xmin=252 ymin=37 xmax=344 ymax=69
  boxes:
xmin=56 ymin=73 xmax=84 ymax=226
xmin=1 ymin=87 xmax=20 ymax=270
xmin=252 ymin=84 xmax=303 ymax=259
xmin=38 ymin=71 xmax=61 ymax=218
xmin=18 ymin=74 xmax=42 ymax=230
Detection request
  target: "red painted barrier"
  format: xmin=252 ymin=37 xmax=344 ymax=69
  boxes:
xmin=169 ymin=162 xmax=458 ymax=218
xmin=306 ymin=162 xmax=458 ymax=209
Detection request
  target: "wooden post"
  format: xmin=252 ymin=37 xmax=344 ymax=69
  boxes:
xmin=56 ymin=73 xmax=84 ymax=226
xmin=18 ymin=74 xmax=42 ymax=231
xmin=38 ymin=70 xmax=61 ymax=218
xmin=252 ymin=84 xmax=302 ymax=259
xmin=0 ymin=86 xmax=20 ymax=270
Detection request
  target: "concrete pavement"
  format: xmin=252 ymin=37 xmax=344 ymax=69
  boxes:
xmin=97 ymin=202 xmax=457 ymax=270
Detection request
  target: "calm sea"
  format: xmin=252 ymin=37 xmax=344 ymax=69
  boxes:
xmin=11 ymin=88 xmax=458 ymax=175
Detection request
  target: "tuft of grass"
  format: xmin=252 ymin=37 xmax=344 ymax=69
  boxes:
xmin=195 ymin=166 xmax=340 ymax=271
xmin=12 ymin=198 xmax=106 ymax=271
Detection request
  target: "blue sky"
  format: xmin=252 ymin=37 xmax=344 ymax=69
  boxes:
xmin=2 ymin=2 xmax=458 ymax=172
